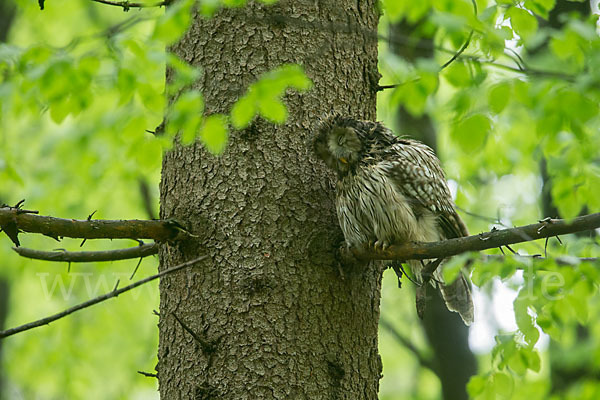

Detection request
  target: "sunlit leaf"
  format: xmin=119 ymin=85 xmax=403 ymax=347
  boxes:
xmin=488 ymin=82 xmax=511 ymax=114
xmin=152 ymin=0 xmax=195 ymax=45
xmin=231 ymin=95 xmax=257 ymax=129
xmin=229 ymin=64 xmax=312 ymax=129
xmin=507 ymin=7 xmax=538 ymax=41
xmin=200 ymin=114 xmax=228 ymax=154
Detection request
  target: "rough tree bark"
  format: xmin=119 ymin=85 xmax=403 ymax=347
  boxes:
xmin=389 ymin=20 xmax=476 ymax=400
xmin=157 ymin=1 xmax=382 ymax=399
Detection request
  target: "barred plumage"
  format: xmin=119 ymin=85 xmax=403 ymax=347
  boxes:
xmin=313 ymin=114 xmax=474 ymax=325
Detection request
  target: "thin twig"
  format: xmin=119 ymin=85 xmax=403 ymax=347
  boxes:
xmin=90 ymin=0 xmax=171 ymax=10
xmin=0 ymin=255 xmax=207 ymax=339
xmin=130 ymin=257 xmax=145 ymax=280
xmin=376 ymin=77 xmax=421 ymax=91
xmin=137 ymin=371 xmax=158 ymax=379
xmin=12 ymin=243 xmax=158 ymax=262
xmin=440 ymin=30 xmax=473 ymax=70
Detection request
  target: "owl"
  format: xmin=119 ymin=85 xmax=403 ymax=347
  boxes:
xmin=313 ymin=114 xmax=474 ymax=325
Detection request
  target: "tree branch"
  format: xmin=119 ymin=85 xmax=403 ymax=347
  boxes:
xmin=0 ymin=206 xmax=187 ymax=245
xmin=137 ymin=370 xmax=158 ymax=379
xmin=353 ymin=213 xmax=600 ymax=262
xmin=90 ymin=0 xmax=171 ymax=10
xmin=12 ymin=242 xmax=158 ymax=262
xmin=0 ymin=255 xmax=207 ymax=339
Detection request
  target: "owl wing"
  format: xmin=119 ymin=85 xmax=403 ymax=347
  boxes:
xmin=383 ymin=140 xmax=474 ymax=325
xmin=381 ymin=140 xmax=468 ymax=240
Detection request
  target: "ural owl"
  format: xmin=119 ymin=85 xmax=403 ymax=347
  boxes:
xmin=313 ymin=114 xmax=474 ymax=325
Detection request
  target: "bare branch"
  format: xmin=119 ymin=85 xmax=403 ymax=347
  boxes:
xmin=353 ymin=213 xmax=600 ymax=263
xmin=0 ymin=207 xmax=187 ymax=245
xmin=137 ymin=370 xmax=158 ymax=379
xmin=90 ymin=0 xmax=171 ymax=10
xmin=0 ymin=255 xmax=207 ymax=339
xmin=12 ymin=243 xmax=158 ymax=262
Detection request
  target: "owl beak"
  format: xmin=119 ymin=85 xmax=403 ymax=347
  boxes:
xmin=339 ymin=157 xmax=348 ymax=164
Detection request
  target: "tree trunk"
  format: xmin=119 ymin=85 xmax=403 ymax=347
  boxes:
xmin=157 ymin=1 xmax=381 ymax=398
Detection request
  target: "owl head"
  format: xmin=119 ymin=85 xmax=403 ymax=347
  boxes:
xmin=313 ymin=114 xmax=364 ymax=177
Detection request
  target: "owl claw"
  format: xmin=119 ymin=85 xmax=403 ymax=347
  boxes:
xmin=372 ymin=240 xmax=390 ymax=251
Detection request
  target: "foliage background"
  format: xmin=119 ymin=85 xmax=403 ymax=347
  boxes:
xmin=1 ymin=0 xmax=600 ymax=399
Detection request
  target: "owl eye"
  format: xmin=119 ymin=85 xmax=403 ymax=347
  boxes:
xmin=337 ymin=136 xmax=345 ymax=146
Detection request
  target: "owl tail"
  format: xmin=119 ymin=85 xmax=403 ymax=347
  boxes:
xmin=440 ymin=272 xmax=474 ymax=326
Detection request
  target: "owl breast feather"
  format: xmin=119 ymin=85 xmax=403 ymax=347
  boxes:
xmin=335 ymin=163 xmax=441 ymax=249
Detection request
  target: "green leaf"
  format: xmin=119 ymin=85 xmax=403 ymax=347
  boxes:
xmin=514 ymin=296 xmax=540 ymax=346
xmin=444 ymin=60 xmax=471 ymax=87
xmin=152 ymin=0 xmax=194 ymax=45
xmin=467 ymin=375 xmax=488 ymax=397
xmin=470 ymin=259 xmax=497 ymax=287
xmin=508 ymin=7 xmax=538 ymax=40
xmin=200 ymin=114 xmax=229 ymax=154
xmin=272 ymin=64 xmax=313 ymax=90
xmin=258 ymin=98 xmax=287 ymax=123
xmin=229 ymin=64 xmax=312 ymax=128
xmin=166 ymin=54 xmax=202 ymax=95
xmin=231 ymin=95 xmax=257 ymax=129
xmin=117 ymin=68 xmax=137 ymax=105
xmin=167 ymin=90 xmax=204 ymax=143
xmin=525 ymin=348 xmax=541 ymax=373
xmin=410 ymin=0 xmax=432 ymax=22
xmin=525 ymin=0 xmax=556 ymax=19
xmin=488 ymin=82 xmax=511 ymax=114
xmin=382 ymin=0 xmax=407 ymax=21
xmin=451 ymin=114 xmax=490 ymax=153
xmin=198 ymin=0 xmax=221 ymax=15
xmin=137 ymin=83 xmax=164 ymax=113
xmin=566 ymin=280 xmax=591 ymax=324
xmin=442 ymin=253 xmax=470 ymax=284
xmin=40 ymin=58 xmax=73 ymax=101
xmin=492 ymin=372 xmax=514 ymax=398
xmin=223 ymin=0 xmax=246 ymax=6
xmin=49 ymin=98 xmax=71 ymax=124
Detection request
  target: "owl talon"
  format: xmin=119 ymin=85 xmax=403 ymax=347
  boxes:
xmin=391 ymin=262 xmax=403 ymax=288
xmin=372 ymin=240 xmax=390 ymax=251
